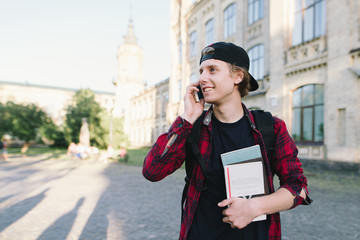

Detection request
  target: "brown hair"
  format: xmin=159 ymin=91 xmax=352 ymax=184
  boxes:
xmin=228 ymin=63 xmax=251 ymax=97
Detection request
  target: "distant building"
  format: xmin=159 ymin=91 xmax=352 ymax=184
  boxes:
xmin=168 ymin=0 xmax=360 ymax=163
xmin=0 ymin=80 xmax=114 ymax=125
xmin=113 ymin=17 xmax=145 ymax=139
xmin=128 ymin=78 xmax=170 ymax=147
xmin=113 ymin=17 xmax=170 ymax=147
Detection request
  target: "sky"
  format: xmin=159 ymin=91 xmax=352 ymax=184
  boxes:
xmin=0 ymin=0 xmax=171 ymax=93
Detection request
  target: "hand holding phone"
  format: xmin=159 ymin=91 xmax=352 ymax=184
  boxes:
xmin=194 ymin=85 xmax=204 ymax=102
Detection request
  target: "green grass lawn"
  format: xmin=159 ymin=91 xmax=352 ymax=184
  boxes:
xmin=7 ymin=147 xmax=67 ymax=156
xmin=124 ymin=147 xmax=151 ymax=166
xmin=6 ymin=146 xmax=151 ymax=166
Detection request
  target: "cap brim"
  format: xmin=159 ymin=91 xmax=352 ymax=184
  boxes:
xmin=249 ymin=74 xmax=259 ymax=91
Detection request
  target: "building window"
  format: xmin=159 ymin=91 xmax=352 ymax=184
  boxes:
xmin=224 ymin=3 xmax=236 ymax=39
xmin=177 ymin=79 xmax=182 ymax=102
xmin=156 ymin=97 xmax=161 ymax=118
xmin=205 ymin=18 xmax=215 ymax=46
xmin=248 ymin=44 xmax=264 ymax=83
xmin=162 ymin=93 xmax=169 ymax=118
xmin=248 ymin=0 xmax=264 ymax=25
xmin=178 ymin=39 xmax=182 ymax=64
xmin=190 ymin=73 xmax=197 ymax=83
xmin=292 ymin=84 xmax=324 ymax=143
xmin=292 ymin=0 xmax=326 ymax=46
xmin=189 ymin=31 xmax=197 ymax=57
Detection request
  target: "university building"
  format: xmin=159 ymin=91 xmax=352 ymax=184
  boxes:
xmin=166 ymin=0 xmax=360 ymax=163
xmin=127 ymin=78 xmax=169 ymax=147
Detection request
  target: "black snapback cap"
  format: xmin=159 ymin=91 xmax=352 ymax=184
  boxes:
xmin=200 ymin=42 xmax=259 ymax=91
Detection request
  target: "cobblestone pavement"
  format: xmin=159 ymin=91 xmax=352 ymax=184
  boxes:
xmin=0 ymin=155 xmax=359 ymax=240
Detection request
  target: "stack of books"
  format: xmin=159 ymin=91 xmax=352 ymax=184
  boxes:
xmin=221 ymin=144 xmax=267 ymax=222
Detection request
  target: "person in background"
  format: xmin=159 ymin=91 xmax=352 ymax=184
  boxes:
xmin=0 ymin=138 xmax=8 ymax=161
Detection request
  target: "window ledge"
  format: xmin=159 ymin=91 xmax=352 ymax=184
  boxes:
xmin=246 ymin=20 xmax=263 ymax=41
xmin=285 ymin=36 xmax=327 ymax=70
xmin=295 ymin=141 xmax=324 ymax=146
xmin=247 ymin=87 xmax=268 ymax=98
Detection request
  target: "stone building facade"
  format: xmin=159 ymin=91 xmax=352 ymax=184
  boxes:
xmin=167 ymin=0 xmax=360 ymax=163
xmin=128 ymin=78 xmax=170 ymax=147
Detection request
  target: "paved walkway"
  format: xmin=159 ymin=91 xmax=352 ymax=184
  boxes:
xmin=0 ymin=155 xmax=359 ymax=240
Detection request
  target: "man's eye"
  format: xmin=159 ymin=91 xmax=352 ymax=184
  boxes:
xmin=210 ymin=68 xmax=215 ymax=72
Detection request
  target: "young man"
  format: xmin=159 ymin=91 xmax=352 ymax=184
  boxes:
xmin=143 ymin=42 xmax=311 ymax=240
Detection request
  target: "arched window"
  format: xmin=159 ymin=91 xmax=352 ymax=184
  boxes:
xmin=292 ymin=84 xmax=324 ymax=143
xmin=224 ymin=3 xmax=236 ymax=38
xmin=189 ymin=31 xmax=197 ymax=57
xmin=292 ymin=0 xmax=326 ymax=46
xmin=248 ymin=44 xmax=264 ymax=82
xmin=205 ymin=18 xmax=215 ymax=46
xmin=248 ymin=0 xmax=264 ymax=25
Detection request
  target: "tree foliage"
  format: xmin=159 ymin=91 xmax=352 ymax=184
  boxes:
xmin=0 ymin=89 xmax=123 ymax=150
xmin=1 ymin=101 xmax=47 ymax=142
xmin=64 ymin=89 xmax=107 ymax=148
xmin=39 ymin=119 xmax=68 ymax=148
xmin=99 ymin=111 xmax=127 ymax=149
xmin=0 ymin=101 xmax=66 ymax=147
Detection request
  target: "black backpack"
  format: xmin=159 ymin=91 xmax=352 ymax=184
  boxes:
xmin=181 ymin=110 xmax=275 ymax=211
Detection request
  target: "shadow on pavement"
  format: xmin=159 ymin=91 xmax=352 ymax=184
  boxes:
xmin=79 ymin=162 xmax=183 ymax=240
xmin=79 ymin=202 xmax=109 ymax=239
xmin=0 ymin=195 xmax=15 ymax=205
xmin=37 ymin=197 xmax=85 ymax=240
xmin=0 ymin=188 xmax=49 ymax=232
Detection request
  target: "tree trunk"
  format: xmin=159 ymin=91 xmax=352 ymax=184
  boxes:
xmin=21 ymin=142 xmax=31 ymax=153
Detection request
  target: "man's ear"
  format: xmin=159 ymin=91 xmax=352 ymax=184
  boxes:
xmin=234 ymin=70 xmax=244 ymax=85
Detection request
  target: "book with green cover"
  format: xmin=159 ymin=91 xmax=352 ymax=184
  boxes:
xmin=221 ymin=144 xmax=262 ymax=166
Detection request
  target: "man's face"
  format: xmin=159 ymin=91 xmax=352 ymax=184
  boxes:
xmin=199 ymin=59 xmax=241 ymax=105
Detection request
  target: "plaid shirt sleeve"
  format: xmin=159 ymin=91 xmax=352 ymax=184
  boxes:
xmin=272 ymin=117 xmax=311 ymax=208
xmin=143 ymin=116 xmax=192 ymax=182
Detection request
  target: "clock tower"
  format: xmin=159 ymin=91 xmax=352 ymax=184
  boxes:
xmin=113 ymin=17 xmax=144 ymax=118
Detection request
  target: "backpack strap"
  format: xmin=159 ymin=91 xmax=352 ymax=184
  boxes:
xmin=251 ymin=110 xmax=275 ymax=163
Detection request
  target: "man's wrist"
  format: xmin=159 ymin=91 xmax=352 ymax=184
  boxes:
xmin=180 ymin=113 xmax=196 ymax=125
xmin=250 ymin=197 xmax=266 ymax=217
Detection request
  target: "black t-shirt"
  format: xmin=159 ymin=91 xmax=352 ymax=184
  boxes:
xmin=188 ymin=114 xmax=270 ymax=240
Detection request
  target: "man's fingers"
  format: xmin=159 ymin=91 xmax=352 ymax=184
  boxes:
xmin=218 ymin=198 xmax=233 ymax=207
xmin=222 ymin=216 xmax=231 ymax=224
xmin=223 ymin=216 xmax=236 ymax=229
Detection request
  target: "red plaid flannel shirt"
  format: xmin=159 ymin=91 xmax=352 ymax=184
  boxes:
xmin=143 ymin=104 xmax=310 ymax=240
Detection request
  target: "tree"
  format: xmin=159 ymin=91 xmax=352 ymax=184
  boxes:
xmin=64 ymin=89 xmax=107 ymax=148
xmin=39 ymin=119 xmax=68 ymax=148
xmin=0 ymin=102 xmax=10 ymax=138
xmin=99 ymin=110 xmax=127 ymax=149
xmin=0 ymin=101 xmax=60 ymax=151
xmin=7 ymin=102 xmax=47 ymax=141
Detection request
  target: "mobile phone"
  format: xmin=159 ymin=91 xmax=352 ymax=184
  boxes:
xmin=195 ymin=85 xmax=204 ymax=102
